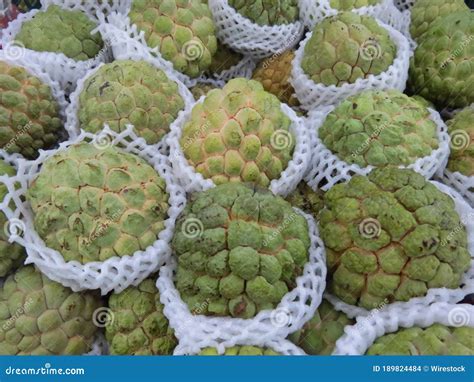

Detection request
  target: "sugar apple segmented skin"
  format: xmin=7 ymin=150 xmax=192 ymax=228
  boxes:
xmin=409 ymin=0 xmax=469 ymax=41
xmin=228 ymin=0 xmax=299 ymax=26
xmin=199 ymin=346 xmax=280 ymax=355
xmin=447 ymin=107 xmax=474 ymax=177
xmin=173 ymin=183 xmax=310 ymax=318
xmin=302 ymin=12 xmax=396 ymax=87
xmin=14 ymin=5 xmax=104 ymax=61
xmin=0 ymin=160 xmax=25 ymax=277
xmin=252 ymin=50 xmax=300 ymax=108
xmin=329 ymin=0 xmax=382 ymax=10
xmin=319 ymin=167 xmax=471 ymax=310
xmin=190 ymin=83 xmax=217 ymax=101
xmin=318 ymin=90 xmax=439 ymax=168
xmin=288 ymin=299 xmax=354 ymax=355
xmin=129 ymin=0 xmax=217 ymax=78
xmin=366 ymin=324 xmax=474 ymax=355
xmin=0 ymin=61 xmax=62 ymax=159
xmin=26 ymin=142 xmax=170 ymax=264
xmin=78 ymin=60 xmax=185 ymax=145
xmin=409 ymin=11 xmax=474 ymax=110
xmin=285 ymin=181 xmax=324 ymax=216
xmin=0 ymin=265 xmax=102 ymax=355
xmin=180 ymin=78 xmax=295 ymax=187
xmin=105 ymin=278 xmax=177 ymax=355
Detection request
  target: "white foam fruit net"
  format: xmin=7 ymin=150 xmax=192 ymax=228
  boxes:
xmin=0 ymin=126 xmax=187 ymax=295
xmin=334 ymin=302 xmax=474 ymax=355
xmin=65 ymin=52 xmax=195 ymax=155
xmin=1 ymin=2 xmax=110 ymax=94
xmin=305 ymin=107 xmax=451 ymax=191
xmin=208 ymin=0 xmax=304 ymax=59
xmin=41 ymin=0 xmax=124 ymax=19
xmin=323 ymin=181 xmax=474 ymax=319
xmin=291 ymin=20 xmax=411 ymax=111
xmin=298 ymin=0 xmax=407 ymax=33
xmin=438 ymin=170 xmax=474 ymax=207
xmin=167 ymin=100 xmax=311 ymax=198
xmin=157 ymin=209 xmax=326 ymax=355
xmin=196 ymin=55 xmax=257 ymax=88
xmin=394 ymin=0 xmax=416 ymax=12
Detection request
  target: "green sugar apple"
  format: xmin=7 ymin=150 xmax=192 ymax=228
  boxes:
xmin=447 ymin=106 xmax=474 ymax=177
xmin=228 ymin=0 xmax=299 ymax=26
xmin=329 ymin=0 xmax=382 ymax=10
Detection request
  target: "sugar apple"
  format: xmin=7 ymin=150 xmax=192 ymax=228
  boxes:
xmin=0 ymin=61 xmax=62 ymax=159
xmin=199 ymin=346 xmax=279 ymax=355
xmin=0 ymin=265 xmax=102 ymax=355
xmin=180 ymin=78 xmax=295 ymax=187
xmin=410 ymin=0 xmax=468 ymax=41
xmin=302 ymin=12 xmax=396 ymax=87
xmin=252 ymin=50 xmax=299 ymax=108
xmin=207 ymin=43 xmax=243 ymax=76
xmin=0 ymin=160 xmax=25 ymax=277
xmin=129 ymin=0 xmax=217 ymax=78
xmin=14 ymin=5 xmax=104 ymax=61
xmin=319 ymin=167 xmax=471 ymax=310
xmin=228 ymin=0 xmax=299 ymax=26
xmin=173 ymin=183 xmax=310 ymax=318
xmin=190 ymin=83 xmax=217 ymax=101
xmin=409 ymin=11 xmax=474 ymax=110
xmin=318 ymin=90 xmax=439 ymax=168
xmin=78 ymin=60 xmax=185 ymax=145
xmin=26 ymin=142 xmax=169 ymax=264
xmin=105 ymin=278 xmax=177 ymax=355
xmin=285 ymin=181 xmax=324 ymax=216
xmin=366 ymin=324 xmax=474 ymax=355
xmin=288 ymin=299 xmax=354 ymax=355
xmin=447 ymin=106 xmax=474 ymax=176
xmin=329 ymin=0 xmax=381 ymax=10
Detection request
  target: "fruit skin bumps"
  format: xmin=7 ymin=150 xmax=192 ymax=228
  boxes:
xmin=105 ymin=278 xmax=177 ymax=355
xmin=318 ymin=90 xmax=439 ymax=168
xmin=0 ymin=265 xmax=101 ymax=355
xmin=0 ymin=61 xmax=62 ymax=159
xmin=180 ymin=78 xmax=295 ymax=187
xmin=366 ymin=324 xmax=474 ymax=355
xmin=227 ymin=0 xmax=299 ymax=26
xmin=14 ymin=5 xmax=104 ymax=61
xmin=319 ymin=167 xmax=470 ymax=310
xmin=199 ymin=346 xmax=279 ymax=355
xmin=26 ymin=142 xmax=170 ymax=264
xmin=78 ymin=60 xmax=185 ymax=145
xmin=301 ymin=12 xmax=396 ymax=87
xmin=172 ymin=183 xmax=310 ymax=318
xmin=446 ymin=107 xmax=474 ymax=177
xmin=409 ymin=11 xmax=474 ymax=110
xmin=129 ymin=0 xmax=217 ymax=78
xmin=329 ymin=0 xmax=381 ymax=10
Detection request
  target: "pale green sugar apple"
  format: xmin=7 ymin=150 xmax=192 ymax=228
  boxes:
xmin=289 ymin=299 xmax=354 ymax=355
xmin=180 ymin=78 xmax=295 ymax=187
xmin=366 ymin=324 xmax=474 ymax=355
xmin=26 ymin=142 xmax=169 ymax=264
xmin=319 ymin=167 xmax=471 ymax=310
xmin=78 ymin=60 xmax=184 ymax=145
xmin=105 ymin=278 xmax=177 ymax=355
xmin=285 ymin=181 xmax=324 ymax=216
xmin=447 ymin=107 xmax=474 ymax=177
xmin=173 ymin=183 xmax=310 ymax=318
xmin=410 ymin=0 xmax=468 ymax=41
xmin=14 ymin=5 xmax=103 ymax=61
xmin=0 ymin=61 xmax=62 ymax=159
xmin=0 ymin=265 xmax=102 ymax=355
xmin=129 ymin=0 xmax=217 ymax=78
xmin=319 ymin=90 xmax=439 ymax=167
xmin=329 ymin=0 xmax=381 ymax=10
xmin=0 ymin=160 xmax=25 ymax=277
xmin=228 ymin=0 xmax=299 ymax=26
xmin=302 ymin=12 xmax=396 ymax=87
xmin=199 ymin=346 xmax=280 ymax=355
xmin=409 ymin=11 xmax=474 ymax=110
